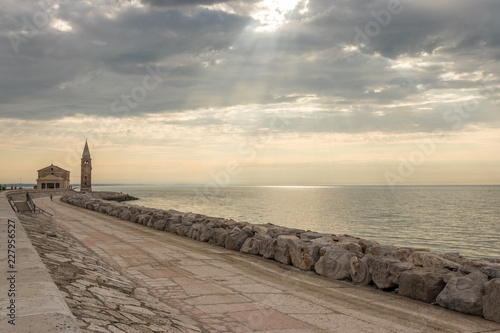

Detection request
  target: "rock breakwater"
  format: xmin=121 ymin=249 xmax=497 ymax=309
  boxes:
xmin=61 ymin=193 xmax=500 ymax=323
xmin=90 ymin=191 xmax=138 ymax=202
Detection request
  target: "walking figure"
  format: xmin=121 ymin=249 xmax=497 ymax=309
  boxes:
xmin=50 ymin=194 xmax=53 ymax=201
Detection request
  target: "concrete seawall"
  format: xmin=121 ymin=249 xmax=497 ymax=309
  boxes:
xmin=61 ymin=192 xmax=500 ymax=324
xmin=0 ymin=192 xmax=81 ymax=332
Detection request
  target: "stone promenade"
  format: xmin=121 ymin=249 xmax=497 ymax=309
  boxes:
xmin=33 ymin=197 xmax=500 ymax=332
xmin=17 ymin=213 xmax=199 ymax=333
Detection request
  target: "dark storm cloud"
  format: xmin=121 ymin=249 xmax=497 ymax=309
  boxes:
xmin=0 ymin=2 xmax=252 ymax=119
xmin=0 ymin=0 xmax=499 ymax=134
xmin=294 ymin=0 xmax=500 ymax=59
xmin=361 ymin=2 xmax=495 ymax=59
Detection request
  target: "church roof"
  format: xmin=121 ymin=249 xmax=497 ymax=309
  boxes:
xmin=82 ymin=140 xmax=91 ymax=157
xmin=37 ymin=164 xmax=69 ymax=173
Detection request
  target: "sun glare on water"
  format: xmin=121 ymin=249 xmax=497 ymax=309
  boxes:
xmin=252 ymin=0 xmax=308 ymax=32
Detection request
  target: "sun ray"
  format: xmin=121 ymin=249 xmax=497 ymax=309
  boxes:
xmin=252 ymin=0 xmax=308 ymax=32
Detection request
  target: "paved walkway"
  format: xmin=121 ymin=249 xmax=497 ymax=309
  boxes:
xmin=38 ymin=197 xmax=500 ymax=333
xmin=17 ymin=212 xmax=198 ymax=333
xmin=0 ymin=192 xmax=81 ymax=333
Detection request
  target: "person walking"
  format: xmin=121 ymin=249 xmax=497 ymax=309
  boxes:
xmin=50 ymin=194 xmax=53 ymax=201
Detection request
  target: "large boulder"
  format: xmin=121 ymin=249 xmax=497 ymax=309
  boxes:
xmin=108 ymin=206 xmax=121 ymax=217
xmin=252 ymin=225 xmax=269 ymax=235
xmin=284 ymin=228 xmax=306 ymax=236
xmin=365 ymin=245 xmax=397 ymax=257
xmin=350 ymin=255 xmax=373 ymax=286
xmin=129 ymin=213 xmax=139 ymax=223
xmin=371 ymin=257 xmax=412 ymax=290
xmin=483 ymin=278 xmax=500 ymax=323
xmin=199 ymin=226 xmax=214 ymax=242
xmin=240 ymin=237 xmax=261 ymax=255
xmin=398 ymin=268 xmax=446 ymax=303
xmin=358 ymin=239 xmax=380 ymax=253
xmin=175 ymin=224 xmax=191 ymax=237
xmin=274 ymin=236 xmax=295 ymax=265
xmin=436 ymin=271 xmax=488 ymax=316
xmin=337 ymin=242 xmax=363 ymax=257
xmin=164 ymin=216 xmax=181 ymax=231
xmin=391 ymin=248 xmax=429 ymax=262
xmin=187 ymin=223 xmax=203 ymax=240
xmin=153 ymin=219 xmax=167 ymax=230
xmin=480 ymin=266 xmax=500 ymax=279
xmin=119 ymin=207 xmax=131 ymax=220
xmin=98 ymin=204 xmax=109 ymax=214
xmin=225 ymin=227 xmax=254 ymax=251
xmin=240 ymin=234 xmax=268 ymax=255
xmin=104 ymin=205 xmax=116 ymax=215
xmin=288 ymin=240 xmax=321 ymax=271
xmin=408 ymin=251 xmax=461 ymax=271
xmin=300 ymin=232 xmax=331 ymax=241
xmin=310 ymin=235 xmax=336 ymax=247
xmin=266 ymin=226 xmax=288 ymax=238
xmin=148 ymin=213 xmax=165 ymax=228
xmin=92 ymin=201 xmax=102 ymax=211
xmin=137 ymin=214 xmax=152 ymax=226
xmin=168 ymin=223 xmax=181 ymax=233
xmin=459 ymin=259 xmax=494 ymax=275
xmin=314 ymin=247 xmax=352 ymax=280
xmin=259 ymin=235 xmax=276 ymax=259
xmin=210 ymin=228 xmax=229 ymax=247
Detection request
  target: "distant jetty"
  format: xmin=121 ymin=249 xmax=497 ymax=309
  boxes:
xmin=90 ymin=191 xmax=139 ymax=202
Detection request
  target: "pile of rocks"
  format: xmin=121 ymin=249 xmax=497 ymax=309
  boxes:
xmin=61 ymin=193 xmax=500 ymax=323
xmin=90 ymin=191 xmax=138 ymax=202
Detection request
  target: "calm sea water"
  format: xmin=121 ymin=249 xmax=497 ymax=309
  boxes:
xmin=94 ymin=185 xmax=500 ymax=259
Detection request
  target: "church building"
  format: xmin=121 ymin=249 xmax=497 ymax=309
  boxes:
xmin=81 ymin=140 xmax=92 ymax=192
xmin=36 ymin=164 xmax=71 ymax=189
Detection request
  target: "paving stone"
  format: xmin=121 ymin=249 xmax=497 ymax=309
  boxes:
xmin=17 ymin=213 xmax=196 ymax=333
xmin=107 ymin=326 xmax=128 ymax=333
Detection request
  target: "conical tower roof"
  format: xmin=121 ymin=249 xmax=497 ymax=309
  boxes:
xmin=82 ymin=140 xmax=91 ymax=157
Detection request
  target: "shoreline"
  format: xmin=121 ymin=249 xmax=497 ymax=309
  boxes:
xmin=61 ymin=192 xmax=500 ymax=324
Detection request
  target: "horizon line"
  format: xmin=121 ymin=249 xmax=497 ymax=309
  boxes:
xmin=2 ymin=183 xmax=500 ymax=187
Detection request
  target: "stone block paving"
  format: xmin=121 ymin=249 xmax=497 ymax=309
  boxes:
xmin=29 ymin=197 xmax=500 ymax=333
xmin=17 ymin=213 xmax=200 ymax=333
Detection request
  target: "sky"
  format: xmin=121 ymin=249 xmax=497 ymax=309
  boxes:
xmin=0 ymin=0 xmax=499 ymax=186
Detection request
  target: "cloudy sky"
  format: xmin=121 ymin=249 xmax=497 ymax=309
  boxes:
xmin=1 ymin=0 xmax=499 ymax=185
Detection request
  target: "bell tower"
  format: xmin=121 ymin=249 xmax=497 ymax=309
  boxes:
xmin=81 ymin=139 xmax=92 ymax=192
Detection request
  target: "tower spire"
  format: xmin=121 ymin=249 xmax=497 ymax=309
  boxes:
xmin=82 ymin=139 xmax=91 ymax=158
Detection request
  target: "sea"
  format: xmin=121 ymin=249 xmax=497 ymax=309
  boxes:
xmin=93 ymin=185 xmax=500 ymax=260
